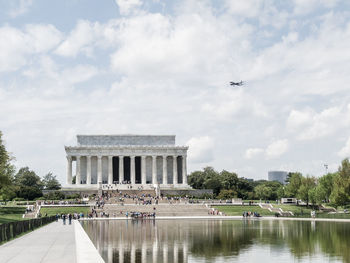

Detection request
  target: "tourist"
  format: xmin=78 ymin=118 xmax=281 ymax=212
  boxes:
xmin=68 ymin=214 xmax=72 ymax=224
xmin=62 ymin=214 xmax=66 ymax=225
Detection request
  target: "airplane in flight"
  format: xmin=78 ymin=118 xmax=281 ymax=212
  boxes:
xmin=230 ymin=81 xmax=244 ymax=86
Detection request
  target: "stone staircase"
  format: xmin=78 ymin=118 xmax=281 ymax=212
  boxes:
xmin=319 ymin=204 xmax=336 ymax=213
xmin=259 ymin=203 xmax=294 ymax=216
xmin=99 ymin=204 xmax=211 ymax=217
xmin=23 ymin=205 xmax=38 ymax=219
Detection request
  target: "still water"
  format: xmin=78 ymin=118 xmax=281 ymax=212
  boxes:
xmin=82 ymin=219 xmax=350 ymax=263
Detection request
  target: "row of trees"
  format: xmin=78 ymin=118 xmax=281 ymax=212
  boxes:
xmin=188 ymin=159 xmax=350 ymax=208
xmin=281 ymin=159 xmax=350 ymax=208
xmin=188 ymin=167 xmax=283 ymax=200
xmin=0 ymin=131 xmax=61 ymax=201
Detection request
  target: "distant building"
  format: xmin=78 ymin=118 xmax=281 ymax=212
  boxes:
xmin=268 ymin=171 xmax=288 ymax=184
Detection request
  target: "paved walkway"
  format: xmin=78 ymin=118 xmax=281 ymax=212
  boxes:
xmin=0 ymin=221 xmax=75 ymax=263
xmin=0 ymin=220 xmax=104 ymax=263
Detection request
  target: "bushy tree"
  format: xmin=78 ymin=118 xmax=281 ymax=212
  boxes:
xmin=297 ymin=176 xmax=316 ymax=206
xmin=330 ymin=159 xmax=350 ymax=207
xmin=220 ymin=170 xmax=238 ymax=190
xmin=14 ymin=167 xmax=43 ymax=200
xmin=0 ymin=131 xmax=14 ymax=189
xmin=217 ymin=189 xmax=237 ymax=200
xmin=42 ymin=172 xmax=61 ymax=190
xmin=285 ymin=172 xmax=303 ymax=197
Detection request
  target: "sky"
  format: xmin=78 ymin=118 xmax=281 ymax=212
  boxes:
xmin=1 ymin=0 xmax=350 ymax=184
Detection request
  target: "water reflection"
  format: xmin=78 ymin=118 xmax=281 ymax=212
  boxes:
xmin=81 ymin=219 xmax=350 ymax=263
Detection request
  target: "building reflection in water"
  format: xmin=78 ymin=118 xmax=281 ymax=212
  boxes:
xmin=82 ymin=219 xmax=350 ymax=263
xmin=83 ymin=219 xmax=189 ymax=263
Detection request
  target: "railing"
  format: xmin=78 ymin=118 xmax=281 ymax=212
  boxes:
xmin=0 ymin=216 xmax=56 ymax=244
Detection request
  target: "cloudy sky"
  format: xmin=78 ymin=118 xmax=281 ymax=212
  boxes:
xmin=1 ymin=0 xmax=350 ymax=184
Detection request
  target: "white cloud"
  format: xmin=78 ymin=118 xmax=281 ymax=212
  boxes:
xmin=0 ymin=24 xmax=62 ymax=72
xmin=2 ymin=0 xmax=350 ymax=183
xmin=187 ymin=136 xmax=214 ymax=163
xmin=293 ymin=0 xmax=339 ymax=15
xmin=338 ymin=137 xmax=350 ymax=158
xmin=287 ymin=106 xmax=350 ymax=141
xmin=245 ymin=148 xmax=264 ymax=159
xmin=287 ymin=109 xmax=313 ymax=131
xmin=266 ymin=139 xmax=289 ymax=159
xmin=225 ymin=0 xmax=262 ymax=18
xmin=115 ymin=0 xmax=142 ymax=15
xmin=8 ymin=0 xmax=32 ymax=18
xmin=55 ymin=20 xmax=100 ymax=57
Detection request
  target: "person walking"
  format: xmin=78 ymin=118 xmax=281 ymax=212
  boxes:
xmin=62 ymin=214 xmax=66 ymax=225
xmin=68 ymin=213 xmax=72 ymax=225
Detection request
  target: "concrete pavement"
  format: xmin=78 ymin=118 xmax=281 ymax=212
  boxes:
xmin=0 ymin=220 xmax=104 ymax=263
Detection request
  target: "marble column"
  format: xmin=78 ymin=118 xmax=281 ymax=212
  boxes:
xmin=119 ymin=156 xmax=124 ymax=182
xmin=76 ymin=156 xmax=81 ymax=185
xmin=152 ymin=155 xmax=157 ymax=184
xmin=162 ymin=156 xmax=167 ymax=184
xmin=66 ymin=156 xmax=72 ymax=185
xmin=141 ymin=156 xmax=146 ymax=184
xmin=130 ymin=156 xmax=135 ymax=184
xmin=108 ymin=156 xmax=113 ymax=184
xmin=173 ymin=156 xmax=178 ymax=185
xmin=87 ymin=156 xmax=91 ymax=185
xmin=182 ymin=155 xmax=187 ymax=185
xmin=97 ymin=156 xmax=102 ymax=184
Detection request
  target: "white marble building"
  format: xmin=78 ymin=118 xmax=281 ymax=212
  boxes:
xmin=65 ymin=135 xmax=190 ymax=189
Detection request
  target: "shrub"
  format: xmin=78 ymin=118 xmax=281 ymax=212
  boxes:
xmin=13 ymin=197 xmax=25 ymax=201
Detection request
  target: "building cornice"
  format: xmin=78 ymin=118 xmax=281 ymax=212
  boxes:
xmin=65 ymin=145 xmax=188 ymax=150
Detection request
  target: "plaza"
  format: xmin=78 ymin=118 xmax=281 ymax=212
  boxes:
xmin=65 ymin=135 xmax=190 ymax=190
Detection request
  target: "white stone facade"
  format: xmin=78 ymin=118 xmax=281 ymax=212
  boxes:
xmin=65 ymin=135 xmax=190 ymax=189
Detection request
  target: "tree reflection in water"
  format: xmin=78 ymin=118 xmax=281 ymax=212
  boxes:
xmin=82 ymin=219 xmax=349 ymax=263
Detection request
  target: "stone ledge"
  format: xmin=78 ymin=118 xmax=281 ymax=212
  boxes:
xmin=74 ymin=220 xmax=104 ymax=263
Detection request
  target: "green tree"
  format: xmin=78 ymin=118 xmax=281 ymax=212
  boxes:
xmin=255 ymin=184 xmax=271 ymax=201
xmin=0 ymin=131 xmax=14 ymax=189
xmin=330 ymin=159 xmax=350 ymax=207
xmin=14 ymin=167 xmax=43 ymax=200
xmin=204 ymin=176 xmax=222 ymax=196
xmin=277 ymin=186 xmax=285 ymax=199
xmin=317 ymin=172 xmax=336 ymax=202
xmin=220 ymin=170 xmax=238 ymax=190
xmin=285 ymin=172 xmax=303 ymax=197
xmin=217 ymin=189 xmax=237 ymax=200
xmin=297 ymin=176 xmax=316 ymax=206
xmin=188 ymin=171 xmax=206 ymax=189
xmin=42 ymin=172 xmax=61 ymax=190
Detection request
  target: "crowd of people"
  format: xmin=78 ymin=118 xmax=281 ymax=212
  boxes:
xmin=242 ymin=211 xmax=261 ymax=217
xmin=57 ymin=212 xmax=85 ymax=224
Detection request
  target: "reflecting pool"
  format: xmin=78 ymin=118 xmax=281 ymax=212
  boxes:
xmin=81 ymin=219 xmax=350 ymax=263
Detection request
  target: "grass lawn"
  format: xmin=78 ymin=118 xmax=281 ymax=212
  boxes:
xmin=213 ymin=205 xmax=275 ymax=216
xmin=40 ymin=206 xmax=91 ymax=216
xmin=0 ymin=206 xmax=26 ymax=224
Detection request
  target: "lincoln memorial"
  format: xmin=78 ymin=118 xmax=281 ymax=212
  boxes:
xmin=65 ymin=135 xmax=190 ymax=190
